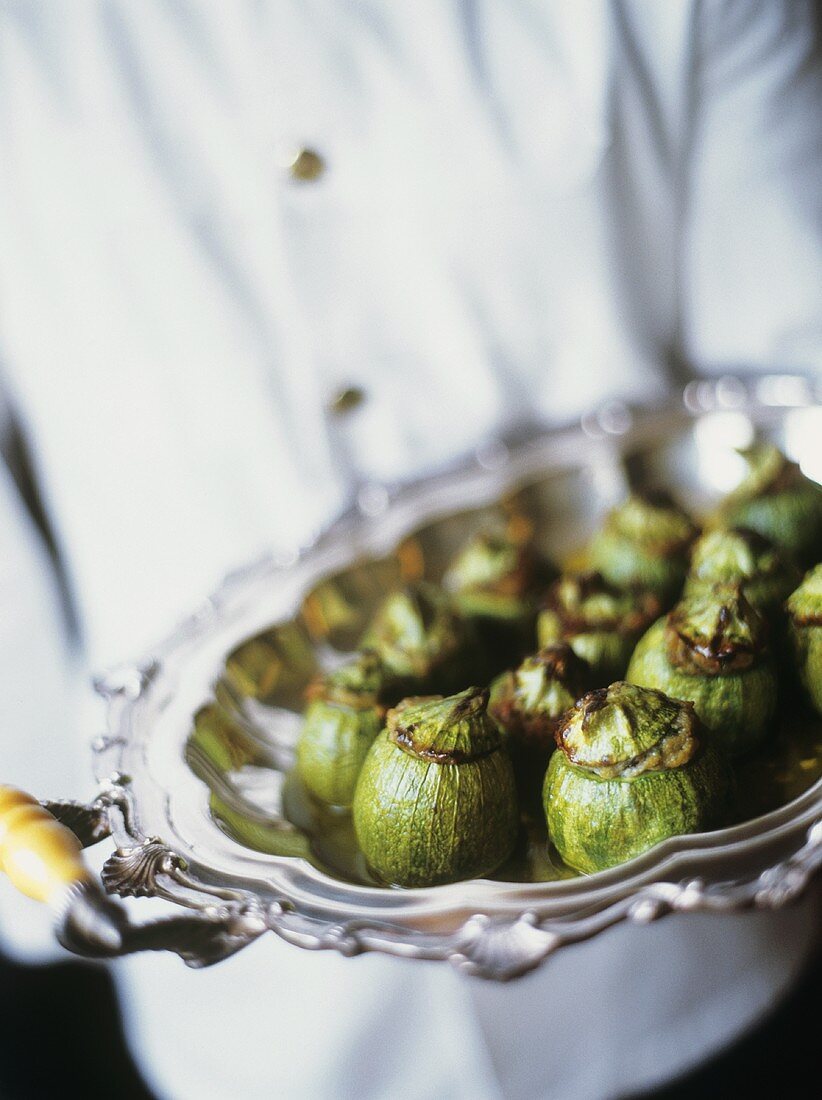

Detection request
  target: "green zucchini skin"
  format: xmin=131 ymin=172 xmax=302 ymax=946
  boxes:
xmin=537 ymin=613 xmax=633 ymax=687
xmin=723 ymin=486 xmax=822 ymax=565
xmin=353 ymin=729 xmax=518 ymax=887
xmin=683 ymin=527 xmax=799 ymax=613
xmin=789 ymin=622 xmax=822 ymax=715
xmin=588 ymin=495 xmax=696 ymax=602
xmin=717 ymin=444 xmax=822 ymax=564
xmin=626 ymin=618 xmax=777 ymax=757
xmin=536 ymin=573 xmax=661 ymax=689
xmin=588 ymin=537 xmax=685 ymax=603
xmin=786 ymin=565 xmax=822 ymax=716
xmin=352 ymin=688 xmax=519 ymax=887
xmin=359 ymin=582 xmax=479 ymax=695
xmin=543 ymin=744 xmax=731 ymax=875
xmin=444 ymin=531 xmax=557 ymax=674
xmin=297 ymin=697 xmax=385 ymax=808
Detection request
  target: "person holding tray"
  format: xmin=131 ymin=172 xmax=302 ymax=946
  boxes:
xmin=0 ymin=2 xmax=821 ymax=1097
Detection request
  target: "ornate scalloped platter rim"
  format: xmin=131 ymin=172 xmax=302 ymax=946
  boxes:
xmin=91 ymin=378 xmax=822 ymax=964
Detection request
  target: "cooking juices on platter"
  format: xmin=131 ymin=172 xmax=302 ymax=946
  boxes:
xmin=198 ymin=445 xmax=822 ymax=889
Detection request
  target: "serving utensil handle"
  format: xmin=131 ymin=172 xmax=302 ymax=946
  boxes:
xmin=0 ymin=785 xmax=264 ymax=965
xmin=0 ymin=786 xmax=92 ymax=903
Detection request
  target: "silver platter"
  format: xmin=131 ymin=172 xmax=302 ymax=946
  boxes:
xmin=78 ymin=375 xmax=822 ymax=980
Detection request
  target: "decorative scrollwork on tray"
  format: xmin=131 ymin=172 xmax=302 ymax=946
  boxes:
xmin=253 ymin=814 xmax=822 ymax=980
xmin=101 ymin=838 xmax=186 ymax=898
xmin=42 ymin=798 xmax=111 ymax=848
xmin=449 ymin=913 xmax=561 ymax=980
xmin=55 ymin=879 xmax=267 ymax=968
xmin=626 ymin=818 xmax=822 ymax=924
xmin=93 ymin=660 xmax=159 ymax=701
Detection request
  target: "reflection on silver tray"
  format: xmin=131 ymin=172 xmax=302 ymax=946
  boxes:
xmin=88 ymin=376 xmax=822 ymax=979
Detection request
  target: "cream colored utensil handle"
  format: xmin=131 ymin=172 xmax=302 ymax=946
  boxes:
xmin=0 ymin=784 xmax=264 ymax=965
xmin=0 ymin=786 xmax=91 ymax=904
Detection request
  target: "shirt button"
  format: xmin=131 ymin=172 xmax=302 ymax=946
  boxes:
xmin=287 ymin=147 xmax=326 ymax=182
xmin=327 ymin=385 xmax=366 ymax=416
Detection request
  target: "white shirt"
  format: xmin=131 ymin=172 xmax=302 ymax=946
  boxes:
xmin=0 ymin=2 xmax=821 ymax=1097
